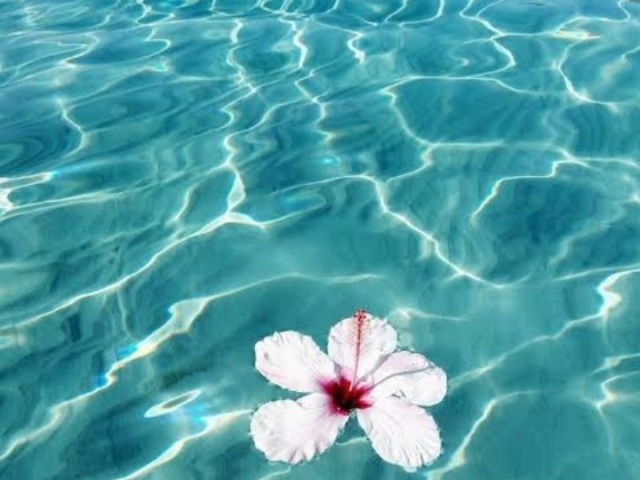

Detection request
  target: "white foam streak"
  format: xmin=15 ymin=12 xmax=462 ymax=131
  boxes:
xmin=470 ymin=159 xmax=588 ymax=223
xmin=0 ymin=173 xmax=53 ymax=217
xmin=0 ymin=185 xmax=14 ymax=213
xmin=346 ymin=30 xmax=366 ymax=64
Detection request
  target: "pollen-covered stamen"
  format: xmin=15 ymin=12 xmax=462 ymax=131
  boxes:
xmin=321 ymin=376 xmax=372 ymax=415
xmin=352 ymin=309 xmax=368 ymax=386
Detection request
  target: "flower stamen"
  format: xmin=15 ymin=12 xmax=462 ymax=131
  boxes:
xmin=352 ymin=309 xmax=368 ymax=387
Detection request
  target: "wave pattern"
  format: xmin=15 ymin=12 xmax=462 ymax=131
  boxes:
xmin=1 ymin=0 xmax=639 ymax=478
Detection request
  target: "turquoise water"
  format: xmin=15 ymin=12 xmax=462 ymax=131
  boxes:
xmin=1 ymin=0 xmax=640 ymax=478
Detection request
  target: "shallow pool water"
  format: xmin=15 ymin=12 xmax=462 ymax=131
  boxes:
xmin=1 ymin=1 xmax=640 ymax=479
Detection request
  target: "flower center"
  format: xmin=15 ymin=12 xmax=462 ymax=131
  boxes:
xmin=322 ymin=376 xmax=372 ymax=415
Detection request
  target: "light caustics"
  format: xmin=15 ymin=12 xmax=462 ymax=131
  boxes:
xmin=0 ymin=0 xmax=638 ymax=479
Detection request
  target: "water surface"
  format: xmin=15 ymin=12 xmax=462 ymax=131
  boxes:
xmin=1 ymin=0 xmax=640 ymax=479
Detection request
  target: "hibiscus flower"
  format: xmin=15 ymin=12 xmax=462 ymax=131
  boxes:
xmin=250 ymin=310 xmax=447 ymax=470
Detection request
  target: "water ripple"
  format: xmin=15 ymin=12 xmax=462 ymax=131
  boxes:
xmin=1 ymin=0 xmax=639 ymax=479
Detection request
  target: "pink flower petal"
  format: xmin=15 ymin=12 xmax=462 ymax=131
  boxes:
xmin=328 ymin=312 xmax=397 ymax=382
xmin=255 ymin=331 xmax=338 ymax=393
xmin=357 ymin=397 xmax=442 ymax=470
xmin=250 ymin=393 xmax=349 ymax=464
xmin=370 ymin=351 xmax=447 ymax=406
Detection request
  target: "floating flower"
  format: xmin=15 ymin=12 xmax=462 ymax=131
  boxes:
xmin=250 ymin=310 xmax=447 ymax=470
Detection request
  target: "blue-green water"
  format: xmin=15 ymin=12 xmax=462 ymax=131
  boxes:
xmin=1 ymin=0 xmax=640 ymax=478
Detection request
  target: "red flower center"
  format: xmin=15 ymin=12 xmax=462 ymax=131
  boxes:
xmin=321 ymin=376 xmax=372 ymax=415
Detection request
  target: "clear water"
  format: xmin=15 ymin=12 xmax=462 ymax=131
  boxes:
xmin=1 ymin=0 xmax=640 ymax=479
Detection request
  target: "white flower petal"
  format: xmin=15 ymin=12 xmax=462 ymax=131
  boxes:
xmin=370 ymin=351 xmax=447 ymax=406
xmin=250 ymin=393 xmax=349 ymax=464
xmin=255 ymin=331 xmax=337 ymax=393
xmin=357 ymin=397 xmax=442 ymax=470
xmin=328 ymin=312 xmax=397 ymax=382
